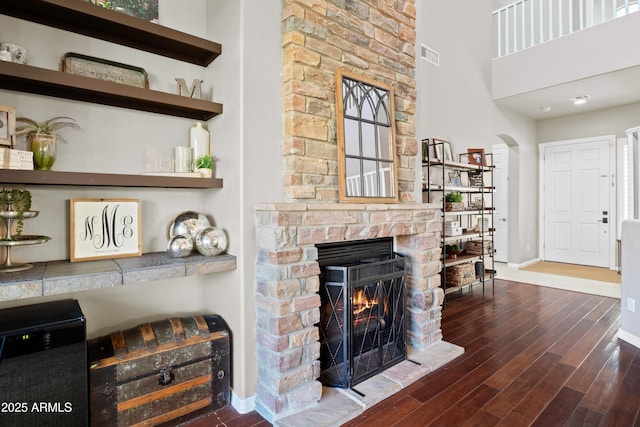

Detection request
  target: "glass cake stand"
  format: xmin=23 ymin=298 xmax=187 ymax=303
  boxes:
xmin=0 ymin=211 xmax=50 ymax=272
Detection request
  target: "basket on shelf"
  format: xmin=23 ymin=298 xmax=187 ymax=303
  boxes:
xmin=466 ymin=239 xmax=493 ymax=255
xmin=444 ymin=202 xmax=465 ymax=211
xmin=445 ymin=263 xmax=475 ymax=287
xmin=444 ymin=192 xmax=465 ymax=211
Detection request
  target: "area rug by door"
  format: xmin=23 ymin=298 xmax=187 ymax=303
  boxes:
xmin=520 ymin=261 xmax=621 ymax=284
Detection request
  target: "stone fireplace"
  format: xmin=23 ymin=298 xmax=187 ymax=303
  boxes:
xmin=251 ymin=0 xmax=455 ymax=423
xmin=253 ymin=203 xmax=444 ymax=422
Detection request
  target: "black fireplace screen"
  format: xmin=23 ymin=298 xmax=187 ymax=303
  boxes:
xmin=318 ymin=251 xmax=406 ymax=389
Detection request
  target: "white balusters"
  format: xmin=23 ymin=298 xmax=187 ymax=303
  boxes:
xmin=493 ymin=0 xmax=637 ymax=57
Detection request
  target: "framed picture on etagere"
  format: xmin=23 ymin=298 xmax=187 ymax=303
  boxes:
xmin=467 ymin=148 xmax=486 ymax=166
xmin=433 ymin=138 xmax=453 ymax=161
xmin=448 ymin=171 xmax=462 ymax=187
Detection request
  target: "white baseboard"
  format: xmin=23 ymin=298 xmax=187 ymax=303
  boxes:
xmin=507 ymin=258 xmax=540 ymax=269
xmin=231 ymin=391 xmax=255 ymax=414
xmin=619 ymin=329 xmax=640 ymax=349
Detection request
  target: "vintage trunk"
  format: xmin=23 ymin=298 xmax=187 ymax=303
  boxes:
xmin=87 ymin=315 xmax=230 ymax=427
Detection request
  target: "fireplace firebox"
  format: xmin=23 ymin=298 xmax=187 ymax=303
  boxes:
xmin=317 ymin=238 xmax=406 ymax=389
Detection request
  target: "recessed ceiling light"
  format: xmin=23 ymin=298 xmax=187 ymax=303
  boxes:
xmin=541 ymin=106 xmax=552 ymax=113
xmin=570 ymin=95 xmax=590 ymax=105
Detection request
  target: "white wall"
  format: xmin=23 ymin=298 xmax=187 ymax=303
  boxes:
xmin=489 ymin=0 xmax=640 ymax=264
xmin=203 ymin=0 xmax=283 ymax=402
xmin=494 ymin=109 xmax=539 ymax=264
xmin=493 ymin=11 xmax=640 ymax=99
xmin=621 ymin=220 xmax=640 ymax=348
xmin=417 ymin=0 xmax=539 ymax=265
xmin=159 ymin=0 xmax=207 ymax=37
xmin=418 ymin=0 xmax=640 ymax=266
xmin=537 ymin=102 xmax=640 ymax=142
xmin=416 ymin=1 xmax=496 ymax=149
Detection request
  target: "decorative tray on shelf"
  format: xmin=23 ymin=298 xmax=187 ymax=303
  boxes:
xmin=0 ymin=235 xmax=51 ymax=246
xmin=0 ymin=210 xmax=50 ymax=273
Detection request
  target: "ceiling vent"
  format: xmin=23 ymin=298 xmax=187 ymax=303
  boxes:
xmin=420 ymin=44 xmax=439 ymax=66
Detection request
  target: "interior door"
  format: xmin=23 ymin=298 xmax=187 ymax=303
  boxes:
xmin=492 ymin=144 xmax=509 ymax=263
xmin=542 ymin=137 xmax=613 ymax=267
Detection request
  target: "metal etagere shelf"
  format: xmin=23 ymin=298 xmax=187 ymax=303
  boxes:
xmin=422 ymin=139 xmax=496 ymax=304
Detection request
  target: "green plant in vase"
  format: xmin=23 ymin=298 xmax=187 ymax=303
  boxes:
xmin=445 ymin=244 xmax=463 ymax=257
xmin=444 ymin=192 xmax=463 ymax=203
xmin=16 ymin=116 xmax=81 ymax=170
xmin=193 ymin=154 xmax=214 ymax=178
xmin=444 ymin=191 xmax=464 ymax=212
xmin=0 ymin=189 xmax=31 ymax=240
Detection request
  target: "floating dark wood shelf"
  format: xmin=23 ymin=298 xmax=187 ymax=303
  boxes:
xmin=0 ymin=0 xmax=221 ymax=66
xmin=0 ymin=62 xmax=222 ymax=120
xmin=0 ymin=170 xmax=223 ymax=189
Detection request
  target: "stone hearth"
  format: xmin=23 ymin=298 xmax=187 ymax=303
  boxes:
xmin=253 ymin=202 xmax=448 ymax=422
xmin=274 ymin=343 xmax=463 ymax=427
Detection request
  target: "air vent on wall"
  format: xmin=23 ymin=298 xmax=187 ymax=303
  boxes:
xmin=421 ymin=44 xmax=439 ymax=66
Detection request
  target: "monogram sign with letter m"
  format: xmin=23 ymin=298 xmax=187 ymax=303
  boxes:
xmin=70 ymin=198 xmax=142 ymax=262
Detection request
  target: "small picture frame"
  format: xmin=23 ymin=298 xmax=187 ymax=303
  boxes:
xmin=0 ymin=104 xmax=16 ymax=147
xmin=449 ymin=171 xmax=462 ymax=187
xmin=477 ymin=217 xmax=490 ymax=232
xmin=468 ymin=170 xmax=484 ymax=187
xmin=70 ymin=198 xmax=142 ymax=262
xmin=468 ymin=148 xmax=486 ymax=166
xmin=473 ymin=196 xmax=484 ymax=209
xmin=433 ymin=138 xmax=453 ymax=161
xmin=421 ymin=138 xmax=432 ymax=162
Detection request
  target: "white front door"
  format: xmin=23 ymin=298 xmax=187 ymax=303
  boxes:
xmin=541 ymin=136 xmax=614 ymax=268
xmin=492 ymin=144 xmax=509 ymax=263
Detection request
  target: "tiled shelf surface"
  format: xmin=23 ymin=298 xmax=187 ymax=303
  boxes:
xmin=0 ymin=252 xmax=236 ymax=302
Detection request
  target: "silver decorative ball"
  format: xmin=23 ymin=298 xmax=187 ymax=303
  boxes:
xmin=195 ymin=226 xmax=227 ymax=256
xmin=166 ymin=234 xmax=194 ymax=258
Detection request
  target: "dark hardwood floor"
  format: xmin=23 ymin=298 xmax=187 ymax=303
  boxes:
xmin=185 ymin=279 xmax=638 ymax=426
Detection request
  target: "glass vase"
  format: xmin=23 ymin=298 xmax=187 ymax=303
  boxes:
xmin=29 ymin=133 xmax=57 ymax=170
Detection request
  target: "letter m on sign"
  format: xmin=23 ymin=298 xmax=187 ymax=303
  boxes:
xmin=176 ymin=78 xmax=203 ymax=99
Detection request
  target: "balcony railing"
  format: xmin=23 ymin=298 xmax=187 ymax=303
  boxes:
xmin=493 ymin=0 xmax=638 ymax=57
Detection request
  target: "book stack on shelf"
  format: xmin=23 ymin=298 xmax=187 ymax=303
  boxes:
xmin=0 ymin=148 xmax=34 ymax=170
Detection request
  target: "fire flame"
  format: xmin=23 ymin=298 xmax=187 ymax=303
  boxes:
xmin=352 ymin=289 xmax=380 ymax=317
